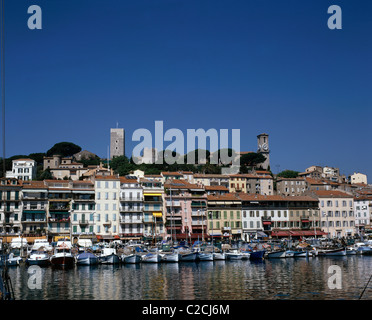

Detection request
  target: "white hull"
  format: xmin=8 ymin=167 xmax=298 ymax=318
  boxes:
xmin=141 ymin=253 xmax=161 ymax=263
xmin=161 ymin=252 xmax=180 ymax=262
xmin=99 ymin=254 xmax=120 ymax=264
xmin=213 ymin=252 xmax=226 ymax=260
xmin=180 ymin=253 xmax=197 ymax=261
xmin=76 ymin=256 xmax=99 ymax=265
xmin=198 ymin=253 xmax=213 ymax=261
xmin=318 ymin=248 xmax=346 ymax=256
xmin=267 ymin=250 xmax=286 ymax=258
xmin=122 ymin=254 xmax=141 ymax=264
xmin=213 ymin=253 xmax=226 ymax=260
xmin=225 ymin=253 xmax=243 ymax=260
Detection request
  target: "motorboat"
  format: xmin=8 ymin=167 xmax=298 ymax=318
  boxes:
xmin=179 ymin=251 xmax=198 ymax=262
xmin=267 ymin=250 xmax=287 ymax=259
xmin=225 ymin=250 xmax=244 ymax=260
xmin=9 ymin=236 xmax=28 ymax=250
xmin=285 ymin=250 xmax=296 ymax=258
xmin=248 ymin=250 xmax=265 ymax=260
xmin=213 ymin=252 xmax=226 ymax=260
xmin=98 ymin=248 xmax=120 ymax=264
xmin=198 ymin=252 xmax=214 ymax=261
xmin=76 ymin=251 xmax=99 ymax=265
xmin=317 ymin=247 xmax=346 ymax=256
xmin=160 ymin=251 xmax=180 ymax=262
xmin=27 ymin=249 xmax=50 ymax=266
xmin=121 ymin=253 xmax=142 ymax=264
xmin=50 ymin=241 xmax=75 ymax=268
xmin=293 ymin=250 xmax=309 ymax=258
xmin=141 ymin=252 xmax=161 ymax=263
xmin=7 ymin=252 xmax=23 ymax=266
xmin=31 ymin=238 xmax=53 ymax=252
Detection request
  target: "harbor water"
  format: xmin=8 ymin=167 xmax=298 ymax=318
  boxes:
xmin=6 ymin=255 xmax=372 ymax=300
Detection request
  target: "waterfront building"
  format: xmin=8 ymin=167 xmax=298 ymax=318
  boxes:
xmin=94 ymin=176 xmax=120 ymax=241
xmin=239 ymin=194 xmax=321 ymax=241
xmin=21 ymin=181 xmax=48 ymax=236
xmin=309 ymin=190 xmax=355 ymax=238
xmin=45 ymin=179 xmax=72 ymax=241
xmin=140 ymin=177 xmax=165 ymax=243
xmin=207 ymin=193 xmax=242 ymax=241
xmin=119 ymin=176 xmax=144 ymax=242
xmin=276 ymin=177 xmax=307 ymax=196
xmin=161 ymin=171 xmax=184 ymax=183
xmin=70 ymin=181 xmax=96 ymax=238
xmin=0 ymin=178 xmax=23 ymax=236
xmin=164 ymin=180 xmax=207 ymax=242
xmin=354 ymin=195 xmax=371 ymax=233
xmin=6 ymin=158 xmax=37 ymax=181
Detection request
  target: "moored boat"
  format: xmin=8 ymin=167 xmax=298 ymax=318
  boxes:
xmin=267 ymin=250 xmax=286 ymax=259
xmin=50 ymin=242 xmax=75 ymax=268
xmin=248 ymin=250 xmax=265 ymax=260
xmin=98 ymin=248 xmax=120 ymax=264
xmin=76 ymin=252 xmax=99 ymax=265
xmin=198 ymin=252 xmax=214 ymax=261
xmin=160 ymin=251 xmax=180 ymax=262
xmin=317 ymin=247 xmax=346 ymax=256
xmin=293 ymin=250 xmax=309 ymax=258
xmin=285 ymin=250 xmax=296 ymax=258
xmin=225 ymin=250 xmax=244 ymax=260
xmin=179 ymin=251 xmax=197 ymax=262
xmin=121 ymin=253 xmax=142 ymax=264
xmin=27 ymin=249 xmax=50 ymax=266
xmin=213 ymin=252 xmax=226 ymax=260
xmin=141 ymin=252 xmax=161 ymax=263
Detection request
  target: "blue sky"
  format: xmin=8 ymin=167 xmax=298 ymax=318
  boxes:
xmin=3 ymin=0 xmax=372 ymax=177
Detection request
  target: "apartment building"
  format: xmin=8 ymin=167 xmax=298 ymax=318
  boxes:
xmin=207 ymin=193 xmax=242 ymax=241
xmin=6 ymin=158 xmax=37 ymax=181
xmin=0 ymin=178 xmax=22 ymax=235
xmin=239 ymin=194 xmax=321 ymax=240
xmin=140 ymin=177 xmax=165 ymax=242
xmin=310 ymin=190 xmax=355 ymax=238
xmin=164 ymin=180 xmax=207 ymax=242
xmin=94 ymin=176 xmax=120 ymax=241
xmin=119 ymin=176 xmax=144 ymax=242
xmin=276 ymin=177 xmax=306 ymax=196
xmin=21 ymin=181 xmax=48 ymax=235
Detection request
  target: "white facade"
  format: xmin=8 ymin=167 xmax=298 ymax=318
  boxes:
xmin=119 ymin=177 xmax=144 ymax=240
xmin=94 ymin=177 xmax=120 ymax=239
xmin=354 ymin=198 xmax=370 ymax=228
xmin=351 ymin=173 xmax=368 ymax=185
xmin=6 ymin=159 xmax=36 ymax=181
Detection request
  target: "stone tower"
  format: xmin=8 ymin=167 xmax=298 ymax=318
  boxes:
xmin=110 ymin=128 xmax=125 ymax=159
xmin=257 ymin=133 xmax=270 ymax=170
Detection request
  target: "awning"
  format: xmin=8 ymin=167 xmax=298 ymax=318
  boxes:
xmin=301 ymin=219 xmax=310 ymax=223
xmin=272 ymin=231 xmax=291 ymax=237
xmin=23 ymin=210 xmax=46 ymax=214
xmin=262 ymin=221 xmax=271 ymax=225
xmin=209 ymin=232 xmax=222 ymax=236
xmin=144 ymin=193 xmax=162 ymax=196
xmin=153 ymin=212 xmax=162 ymax=217
xmin=256 ymin=231 xmax=268 ymax=237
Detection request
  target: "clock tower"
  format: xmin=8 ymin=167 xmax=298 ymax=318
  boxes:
xmin=257 ymin=133 xmax=270 ymax=170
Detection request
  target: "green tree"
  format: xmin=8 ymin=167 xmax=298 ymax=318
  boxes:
xmin=46 ymin=142 xmax=82 ymax=157
xmin=277 ymin=170 xmax=300 ymax=178
xmin=240 ymin=152 xmax=266 ymax=167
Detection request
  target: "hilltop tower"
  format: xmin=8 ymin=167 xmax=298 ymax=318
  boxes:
xmin=257 ymin=133 xmax=270 ymax=170
xmin=110 ymin=128 xmax=125 ymax=159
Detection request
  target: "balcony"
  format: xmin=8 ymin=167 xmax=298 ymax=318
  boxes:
xmin=120 ymin=206 xmax=142 ymax=212
xmin=120 ymin=197 xmax=143 ymax=202
xmin=79 ymin=220 xmax=90 ymax=226
xmin=120 ymin=217 xmax=143 ymax=224
xmin=191 ymin=220 xmax=207 ymax=226
xmin=102 ymin=220 xmax=111 ymax=226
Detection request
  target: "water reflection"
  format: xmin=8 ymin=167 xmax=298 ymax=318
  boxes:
xmin=5 ymin=256 xmax=372 ymax=300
